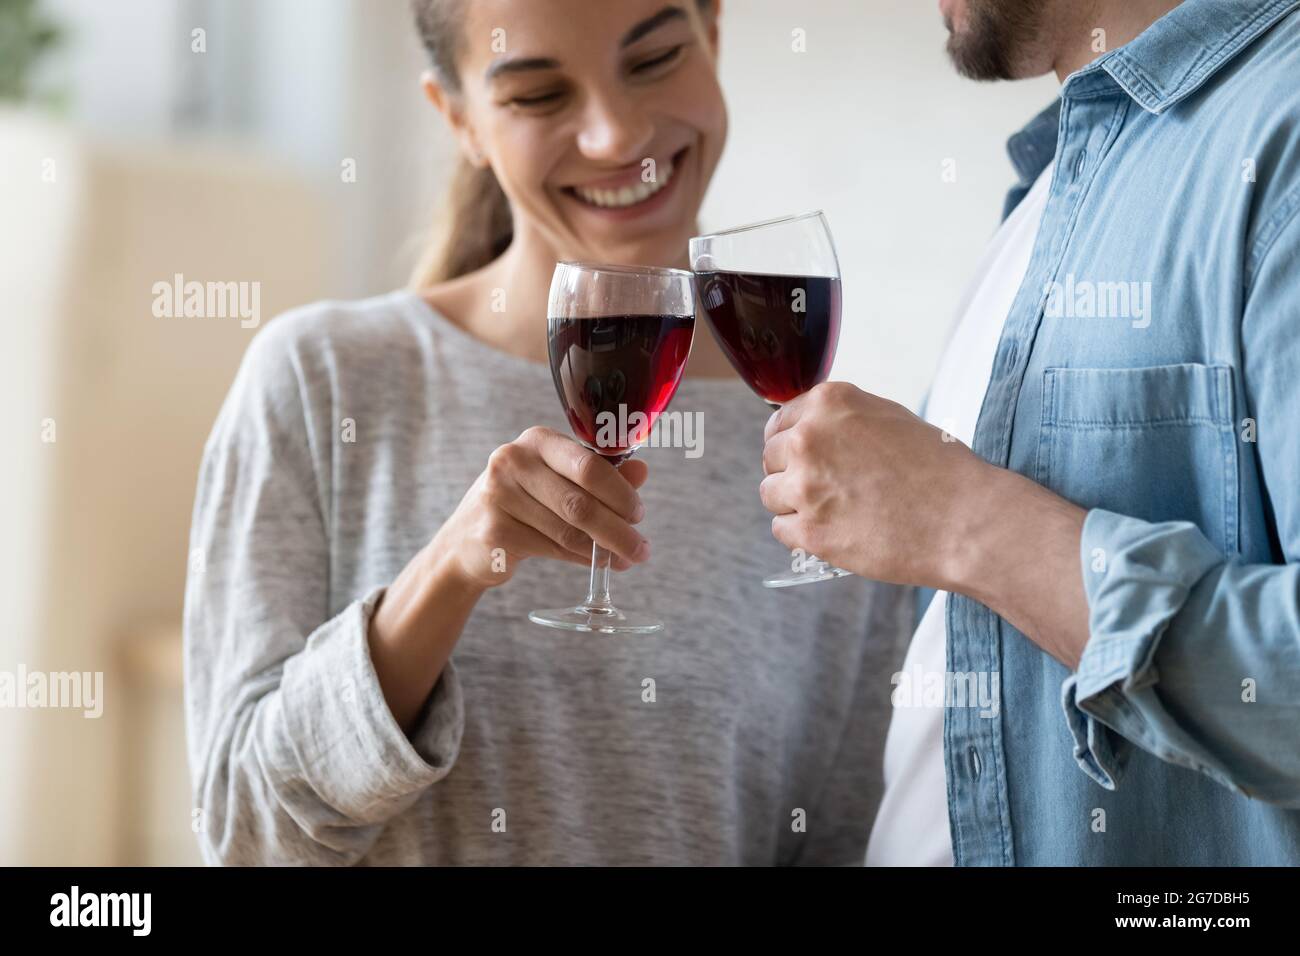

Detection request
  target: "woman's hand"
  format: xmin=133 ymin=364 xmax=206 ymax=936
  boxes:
xmin=433 ymin=425 xmax=651 ymax=589
xmin=369 ymin=425 xmax=651 ymax=731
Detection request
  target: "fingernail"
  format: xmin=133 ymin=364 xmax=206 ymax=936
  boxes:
xmin=632 ymin=501 xmax=646 ymax=523
xmin=633 ymin=537 xmax=650 ymax=561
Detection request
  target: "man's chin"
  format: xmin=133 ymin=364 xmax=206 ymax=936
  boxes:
xmin=942 ymin=0 xmax=1046 ymax=82
xmin=946 ymin=32 xmax=1015 ymax=81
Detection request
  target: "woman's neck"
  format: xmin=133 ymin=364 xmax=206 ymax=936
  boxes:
xmin=421 ymin=237 xmax=554 ymax=366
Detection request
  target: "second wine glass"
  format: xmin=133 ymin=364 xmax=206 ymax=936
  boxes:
xmin=690 ymin=211 xmax=853 ymax=588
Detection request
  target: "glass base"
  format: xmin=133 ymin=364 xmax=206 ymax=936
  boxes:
xmin=528 ymin=604 xmax=664 ymax=634
xmin=763 ymin=561 xmax=854 ymax=589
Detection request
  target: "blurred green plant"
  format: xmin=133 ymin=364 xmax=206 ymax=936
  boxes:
xmin=0 ymin=0 xmax=63 ymax=102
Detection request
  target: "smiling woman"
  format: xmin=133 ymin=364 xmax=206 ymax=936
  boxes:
xmin=182 ymin=0 xmax=911 ymax=867
xmin=410 ymin=0 xmax=725 ymax=285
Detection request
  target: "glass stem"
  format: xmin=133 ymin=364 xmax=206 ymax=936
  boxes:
xmin=583 ymin=543 xmax=614 ymax=612
xmin=583 ymin=453 xmax=633 ymax=613
xmin=581 ymin=453 xmax=631 ymax=614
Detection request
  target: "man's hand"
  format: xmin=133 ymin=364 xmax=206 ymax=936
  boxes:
xmin=759 ymin=381 xmax=988 ymax=590
xmin=760 ymin=380 xmax=1091 ymax=667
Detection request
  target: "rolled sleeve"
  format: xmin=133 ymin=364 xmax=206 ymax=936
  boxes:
xmin=1061 ymin=508 xmax=1222 ymax=790
xmin=281 ymin=585 xmax=465 ymax=822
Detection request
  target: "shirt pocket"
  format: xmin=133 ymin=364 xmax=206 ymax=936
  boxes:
xmin=1035 ymin=363 xmax=1239 ymax=555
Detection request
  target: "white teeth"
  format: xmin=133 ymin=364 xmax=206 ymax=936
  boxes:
xmin=574 ymin=159 xmax=676 ymax=209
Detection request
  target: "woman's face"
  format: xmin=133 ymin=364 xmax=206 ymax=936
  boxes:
xmin=437 ymin=0 xmax=728 ymax=268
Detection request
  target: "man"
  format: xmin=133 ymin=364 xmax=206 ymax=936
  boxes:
xmin=761 ymin=0 xmax=1300 ymax=864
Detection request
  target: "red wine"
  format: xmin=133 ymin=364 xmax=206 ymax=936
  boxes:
xmin=548 ymin=313 xmax=694 ymax=457
xmin=695 ymin=271 xmax=841 ymax=405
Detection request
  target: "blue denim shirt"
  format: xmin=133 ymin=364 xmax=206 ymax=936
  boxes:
xmin=947 ymin=0 xmax=1300 ymax=865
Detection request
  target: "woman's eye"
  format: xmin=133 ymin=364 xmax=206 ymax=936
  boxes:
xmin=509 ymin=91 xmax=565 ymax=109
xmin=631 ymin=45 xmax=685 ymax=75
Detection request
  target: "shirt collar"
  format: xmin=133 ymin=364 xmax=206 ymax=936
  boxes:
xmin=1092 ymin=0 xmax=1299 ymax=114
xmin=1003 ymin=0 xmax=1298 ymax=209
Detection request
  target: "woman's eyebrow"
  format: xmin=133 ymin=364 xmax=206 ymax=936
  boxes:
xmin=485 ymin=56 xmax=561 ymax=83
xmin=621 ymin=5 xmax=687 ymax=47
xmin=483 ymin=5 xmax=687 ymax=82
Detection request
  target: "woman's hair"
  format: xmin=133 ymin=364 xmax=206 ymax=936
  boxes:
xmin=408 ymin=0 xmax=714 ymax=288
xmin=409 ymin=0 xmax=513 ymax=287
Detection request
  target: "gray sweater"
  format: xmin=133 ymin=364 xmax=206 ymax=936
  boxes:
xmin=183 ymin=290 xmax=912 ymax=865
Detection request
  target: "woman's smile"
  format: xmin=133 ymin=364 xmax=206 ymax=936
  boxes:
xmin=558 ymin=144 xmax=692 ymax=224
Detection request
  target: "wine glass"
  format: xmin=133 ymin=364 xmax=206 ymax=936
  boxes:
xmin=529 ymin=262 xmax=696 ymax=634
xmin=690 ymin=211 xmax=852 ymax=588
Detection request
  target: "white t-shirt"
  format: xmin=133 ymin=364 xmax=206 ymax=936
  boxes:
xmin=865 ymin=162 xmax=1056 ymax=866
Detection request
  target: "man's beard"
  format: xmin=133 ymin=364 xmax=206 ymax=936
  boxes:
xmin=945 ymin=0 xmax=1048 ymax=81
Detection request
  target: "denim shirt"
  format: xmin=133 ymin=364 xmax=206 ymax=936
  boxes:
xmin=947 ymin=0 xmax=1300 ymax=865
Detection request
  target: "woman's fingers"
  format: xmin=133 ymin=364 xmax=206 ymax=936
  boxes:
xmin=479 ymin=428 xmax=649 ymax=570
xmin=518 ymin=427 xmax=645 ymax=522
xmin=619 ymin=458 xmax=650 ymax=490
xmin=491 ymin=511 xmax=593 ymax=569
xmin=496 ymin=477 xmax=594 ymax=560
xmin=514 ymin=462 xmax=650 ymax=564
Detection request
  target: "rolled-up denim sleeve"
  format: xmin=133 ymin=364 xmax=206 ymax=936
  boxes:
xmin=1060 ymin=509 xmax=1300 ymax=803
xmin=1061 ymin=202 xmax=1300 ymax=806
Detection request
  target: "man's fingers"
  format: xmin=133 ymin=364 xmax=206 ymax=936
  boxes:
xmin=758 ymin=473 xmax=797 ymax=515
xmin=770 ymin=513 xmax=802 ymax=553
xmin=761 ymin=429 xmax=793 ymax=476
xmin=764 ymin=392 xmax=809 ymax=442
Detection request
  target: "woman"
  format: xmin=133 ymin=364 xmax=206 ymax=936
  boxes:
xmin=184 ymin=0 xmax=910 ymax=865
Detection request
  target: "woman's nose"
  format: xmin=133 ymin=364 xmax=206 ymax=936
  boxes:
xmin=575 ymin=91 xmax=655 ymax=164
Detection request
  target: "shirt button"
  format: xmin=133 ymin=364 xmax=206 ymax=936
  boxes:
xmin=1073 ymin=150 xmax=1088 ymax=180
xmin=968 ymin=746 xmax=983 ymax=779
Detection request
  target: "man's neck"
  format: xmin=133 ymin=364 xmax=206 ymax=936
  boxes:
xmin=1052 ymin=0 xmax=1183 ymax=82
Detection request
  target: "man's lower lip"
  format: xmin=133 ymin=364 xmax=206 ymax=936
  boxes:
xmin=563 ymin=148 xmax=688 ymax=220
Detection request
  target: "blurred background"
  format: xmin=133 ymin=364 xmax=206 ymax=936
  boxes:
xmin=0 ymin=0 xmax=1055 ymax=864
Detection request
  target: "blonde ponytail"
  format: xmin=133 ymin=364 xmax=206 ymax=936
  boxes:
xmin=409 ymin=157 xmax=513 ymax=287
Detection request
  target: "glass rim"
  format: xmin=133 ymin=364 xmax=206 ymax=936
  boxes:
xmin=555 ymin=260 xmax=695 ymax=280
xmin=689 ymin=210 xmax=827 ymax=244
